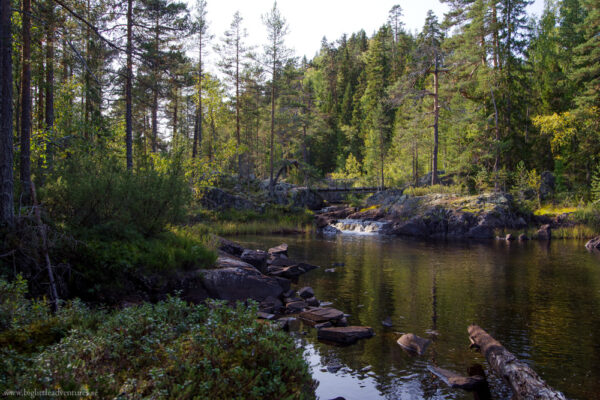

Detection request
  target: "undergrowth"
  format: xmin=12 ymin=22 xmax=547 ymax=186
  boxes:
xmin=0 ymin=278 xmax=315 ymax=399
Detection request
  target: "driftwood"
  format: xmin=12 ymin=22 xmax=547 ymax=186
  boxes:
xmin=468 ymin=325 xmax=566 ymax=400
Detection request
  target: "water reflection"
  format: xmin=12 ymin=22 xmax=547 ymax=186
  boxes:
xmin=237 ymin=234 xmax=600 ymax=400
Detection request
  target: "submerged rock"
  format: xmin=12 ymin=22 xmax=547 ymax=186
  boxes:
xmin=317 ymin=326 xmax=374 ymax=345
xmin=518 ymin=233 xmax=529 ymax=241
xmin=397 ymin=333 xmax=431 ymax=355
xmin=298 ymin=286 xmax=315 ymax=299
xmin=381 ymin=317 xmax=393 ymax=328
xmin=428 ymin=365 xmax=485 ymax=390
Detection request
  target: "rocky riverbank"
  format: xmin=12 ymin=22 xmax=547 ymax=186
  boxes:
xmin=316 ymin=190 xmax=576 ymax=240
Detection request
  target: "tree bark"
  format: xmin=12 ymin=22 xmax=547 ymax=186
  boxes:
xmin=151 ymin=12 xmax=159 ymax=153
xmin=0 ymin=0 xmax=14 ymax=226
xmin=269 ymin=57 xmax=276 ymax=195
xmin=468 ymin=325 xmax=567 ymax=400
xmin=20 ymin=0 xmax=32 ymax=203
xmin=45 ymin=1 xmax=55 ymax=173
xmin=235 ymin=32 xmax=241 ymax=178
xmin=491 ymin=87 xmax=500 ymax=191
xmin=125 ymin=0 xmax=133 ymax=169
xmin=432 ymin=54 xmax=439 ymax=186
xmin=192 ymin=30 xmax=203 ymax=159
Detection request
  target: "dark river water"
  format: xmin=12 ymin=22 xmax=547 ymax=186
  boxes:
xmin=236 ymin=234 xmax=600 ymax=400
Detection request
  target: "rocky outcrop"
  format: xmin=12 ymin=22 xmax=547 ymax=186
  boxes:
xmin=200 ymin=187 xmax=256 ymax=211
xmin=318 ymin=192 xmax=542 ymax=240
xmin=317 ymin=326 xmax=375 ymax=345
xmin=263 ymin=181 xmax=325 ymax=210
xmin=200 ymin=266 xmax=284 ymax=302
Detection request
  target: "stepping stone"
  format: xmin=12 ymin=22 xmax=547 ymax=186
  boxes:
xmin=317 ymin=326 xmax=374 ymax=344
xmin=299 ymin=307 xmax=344 ymax=326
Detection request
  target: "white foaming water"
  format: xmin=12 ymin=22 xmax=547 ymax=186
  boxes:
xmin=329 ymin=219 xmax=388 ymax=235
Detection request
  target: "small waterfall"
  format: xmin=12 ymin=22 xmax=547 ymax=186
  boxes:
xmin=325 ymin=219 xmax=389 ymax=235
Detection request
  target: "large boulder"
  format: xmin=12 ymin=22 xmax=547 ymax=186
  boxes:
xmin=290 ymin=188 xmax=325 ymax=210
xmin=366 ymin=189 xmax=405 ymax=207
xmin=200 ymin=187 xmax=255 ymax=211
xmin=218 ymin=237 xmax=245 ymax=257
xmin=240 ymin=249 xmax=268 ymax=272
xmin=200 ymin=267 xmax=284 ymax=302
xmin=317 ymin=326 xmax=374 ymax=345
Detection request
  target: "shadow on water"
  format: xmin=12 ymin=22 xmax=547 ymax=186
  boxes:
xmin=236 ymin=234 xmax=600 ymax=400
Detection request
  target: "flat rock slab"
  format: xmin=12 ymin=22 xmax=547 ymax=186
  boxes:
xmin=317 ymin=326 xmax=374 ymax=345
xmin=201 ymin=267 xmax=283 ymax=302
xmin=428 ymin=365 xmax=485 ymax=390
xmin=397 ymin=333 xmax=431 ymax=355
xmin=215 ymin=255 xmax=255 ymax=270
xmin=268 ymin=243 xmax=288 ymax=256
xmin=300 ymin=307 xmax=345 ymax=326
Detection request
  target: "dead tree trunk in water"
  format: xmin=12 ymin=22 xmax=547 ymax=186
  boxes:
xmin=468 ymin=325 xmax=566 ymax=400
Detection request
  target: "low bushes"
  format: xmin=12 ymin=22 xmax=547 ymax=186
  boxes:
xmin=0 ymin=278 xmax=315 ymax=399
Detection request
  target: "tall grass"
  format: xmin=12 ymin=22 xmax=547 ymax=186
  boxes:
xmin=190 ymin=206 xmax=314 ymax=236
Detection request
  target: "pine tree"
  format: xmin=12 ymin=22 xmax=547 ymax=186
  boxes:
xmin=0 ymin=0 xmax=14 ymax=225
xmin=216 ymin=11 xmax=250 ymax=177
xmin=262 ymin=1 xmax=292 ymax=193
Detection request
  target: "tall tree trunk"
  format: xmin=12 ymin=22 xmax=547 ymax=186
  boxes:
xmin=0 ymin=0 xmax=14 ymax=225
xmin=20 ymin=0 xmax=32 ymax=203
xmin=192 ymin=33 xmax=203 ymax=158
xmin=235 ymin=37 xmax=242 ymax=178
xmin=151 ymin=13 xmax=159 ymax=153
xmin=45 ymin=1 xmax=55 ymax=173
xmin=269 ymin=55 xmax=276 ymax=194
xmin=379 ymin=130 xmax=385 ymax=190
xmin=173 ymin=86 xmax=178 ymax=147
xmin=491 ymin=87 xmax=500 ymax=191
xmin=492 ymin=1 xmax=499 ymax=69
xmin=125 ymin=0 xmax=133 ymax=169
xmin=432 ymin=55 xmax=439 ymax=186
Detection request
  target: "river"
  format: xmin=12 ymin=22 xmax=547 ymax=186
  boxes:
xmin=236 ymin=233 xmax=600 ymax=400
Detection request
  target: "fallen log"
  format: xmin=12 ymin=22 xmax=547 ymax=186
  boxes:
xmin=468 ymin=325 xmax=567 ymax=400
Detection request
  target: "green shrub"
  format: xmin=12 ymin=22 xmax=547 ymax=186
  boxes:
xmin=0 ymin=284 xmax=315 ymax=400
xmin=43 ymin=153 xmax=190 ymax=239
